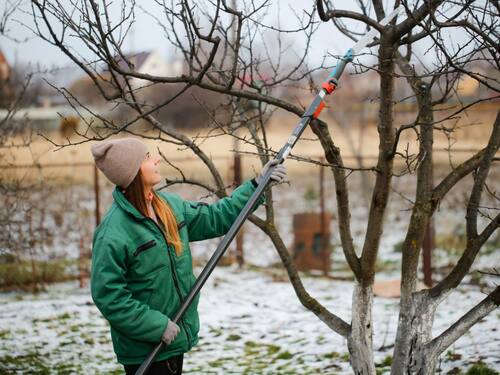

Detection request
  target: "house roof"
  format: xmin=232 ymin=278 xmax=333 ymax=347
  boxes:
xmin=113 ymin=51 xmax=152 ymax=71
xmin=0 ymin=50 xmax=7 ymax=65
xmin=0 ymin=49 xmax=10 ymax=81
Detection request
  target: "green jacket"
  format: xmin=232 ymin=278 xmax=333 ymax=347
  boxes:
xmin=90 ymin=178 xmax=265 ymax=365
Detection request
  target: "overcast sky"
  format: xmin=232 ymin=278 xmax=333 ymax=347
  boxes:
xmin=1 ymin=1 xmax=470 ymax=77
xmin=1 ymin=1 xmax=387 ymax=65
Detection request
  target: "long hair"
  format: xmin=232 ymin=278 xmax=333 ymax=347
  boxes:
xmin=122 ymin=171 xmax=183 ymax=256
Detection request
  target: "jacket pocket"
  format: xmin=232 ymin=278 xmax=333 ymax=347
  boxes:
xmin=133 ymin=239 xmax=157 ymax=257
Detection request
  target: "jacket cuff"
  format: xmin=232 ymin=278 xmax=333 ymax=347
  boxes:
xmin=247 ymin=178 xmax=265 ymax=207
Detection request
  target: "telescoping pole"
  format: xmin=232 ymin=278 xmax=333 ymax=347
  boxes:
xmin=135 ymin=7 xmax=403 ymax=374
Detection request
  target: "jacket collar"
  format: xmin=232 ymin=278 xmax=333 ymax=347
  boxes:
xmin=112 ymin=185 xmax=146 ymax=221
xmin=112 ymin=186 xmax=182 ymax=222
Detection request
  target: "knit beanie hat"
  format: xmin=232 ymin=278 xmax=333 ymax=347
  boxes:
xmin=91 ymin=138 xmax=148 ymax=189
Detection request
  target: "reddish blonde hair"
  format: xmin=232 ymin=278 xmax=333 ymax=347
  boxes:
xmin=123 ymin=171 xmax=183 ymax=256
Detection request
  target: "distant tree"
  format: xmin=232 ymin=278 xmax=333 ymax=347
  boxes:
xmin=0 ymin=0 xmax=42 ymax=292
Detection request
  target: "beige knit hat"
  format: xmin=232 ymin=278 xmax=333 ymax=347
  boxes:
xmin=91 ymin=138 xmax=148 ymax=189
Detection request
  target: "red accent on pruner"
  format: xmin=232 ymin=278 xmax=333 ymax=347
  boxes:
xmin=313 ymin=101 xmax=325 ymax=119
xmin=322 ymin=81 xmax=337 ymax=94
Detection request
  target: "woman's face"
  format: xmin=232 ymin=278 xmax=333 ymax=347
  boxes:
xmin=140 ymin=151 xmax=162 ymax=187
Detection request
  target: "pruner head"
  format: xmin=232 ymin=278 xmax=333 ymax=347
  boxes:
xmin=351 ymin=5 xmax=405 ymax=55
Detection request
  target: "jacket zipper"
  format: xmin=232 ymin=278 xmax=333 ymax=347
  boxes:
xmin=148 ymin=218 xmax=192 ymax=347
xmin=133 ymin=239 xmax=157 ymax=257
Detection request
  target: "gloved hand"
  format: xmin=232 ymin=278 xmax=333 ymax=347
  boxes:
xmin=255 ymin=159 xmax=287 ymax=186
xmin=161 ymin=320 xmax=180 ymax=345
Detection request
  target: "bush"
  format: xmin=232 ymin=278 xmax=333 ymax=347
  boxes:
xmin=0 ymin=259 xmax=74 ymax=291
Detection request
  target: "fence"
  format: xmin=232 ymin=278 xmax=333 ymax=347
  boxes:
xmin=1 ymin=147 xmax=492 ymax=288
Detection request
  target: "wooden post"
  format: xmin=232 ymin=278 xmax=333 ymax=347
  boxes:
xmin=78 ymin=232 xmax=85 ymax=288
xmin=27 ymin=206 xmax=38 ymax=293
xmin=94 ymin=164 xmax=100 ymax=227
xmin=319 ymin=157 xmax=329 ymax=275
xmin=234 ymin=153 xmax=244 ymax=267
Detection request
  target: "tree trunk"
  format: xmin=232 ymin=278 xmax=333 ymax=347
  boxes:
xmin=390 ymin=50 xmax=438 ymax=372
xmin=348 ymin=283 xmax=375 ymax=374
xmin=391 ymin=291 xmax=445 ymax=374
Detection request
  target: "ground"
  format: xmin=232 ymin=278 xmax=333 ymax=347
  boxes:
xmin=0 ymin=264 xmax=498 ymax=374
xmin=1 ymin=160 xmax=498 ymax=374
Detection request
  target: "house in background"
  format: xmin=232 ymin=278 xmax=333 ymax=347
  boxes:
xmin=36 ymin=64 xmax=85 ymax=108
xmin=110 ymin=50 xmax=184 ymax=88
xmin=66 ymin=50 xmax=184 ymax=104
xmin=0 ymin=50 xmax=10 ymax=82
xmin=0 ymin=49 xmax=13 ymax=108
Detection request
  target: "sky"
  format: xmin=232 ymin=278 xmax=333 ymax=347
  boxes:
xmin=1 ymin=1 xmax=392 ymax=66
xmin=0 ymin=1 xmax=472 ymax=80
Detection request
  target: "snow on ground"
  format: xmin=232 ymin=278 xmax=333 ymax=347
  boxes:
xmin=2 ymin=168 xmax=498 ymax=373
xmin=0 ymin=265 xmax=498 ymax=374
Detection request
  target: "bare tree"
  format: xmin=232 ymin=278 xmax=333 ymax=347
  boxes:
xmin=318 ymin=0 xmax=499 ymax=373
xmin=25 ymin=0 xmax=498 ymax=373
xmin=0 ymin=0 xmax=51 ymax=293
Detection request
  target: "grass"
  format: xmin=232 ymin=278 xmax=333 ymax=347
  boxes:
xmin=0 ymin=312 xmax=121 ymax=375
xmin=0 ymin=258 xmax=78 ymax=292
xmin=275 ymin=351 xmax=294 ymax=360
xmin=186 ymin=340 xmax=320 ymax=374
xmin=392 ymin=230 xmax=499 ymax=257
xmin=0 ymin=351 xmax=119 ymax=375
xmin=0 ymin=351 xmax=51 ymax=374
xmin=267 ymin=344 xmax=280 ymax=355
xmin=376 ymin=355 xmax=392 ymax=367
xmin=374 ymin=258 xmax=400 ymax=272
xmin=466 ymin=362 xmax=499 ymax=375
xmin=323 ymin=351 xmax=340 ymax=359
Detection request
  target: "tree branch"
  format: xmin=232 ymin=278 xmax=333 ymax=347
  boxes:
xmin=395 ymin=0 xmax=445 ymax=38
xmin=430 ymin=110 xmax=500 ymax=298
xmin=253 ymin=221 xmax=352 ymax=338
xmin=427 ymin=286 xmax=500 ymax=357
xmin=309 ymin=118 xmax=362 ymax=281
xmin=316 ymin=0 xmax=384 ymax=31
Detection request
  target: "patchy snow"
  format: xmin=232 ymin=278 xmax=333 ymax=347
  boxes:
xmin=0 ymin=265 xmax=498 ymax=374
xmin=1 ymin=168 xmax=498 ymax=373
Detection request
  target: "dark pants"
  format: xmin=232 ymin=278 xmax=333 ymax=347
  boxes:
xmin=123 ymin=354 xmax=184 ymax=375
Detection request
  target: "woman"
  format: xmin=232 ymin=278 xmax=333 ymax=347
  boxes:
xmin=90 ymin=137 xmax=286 ymax=374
